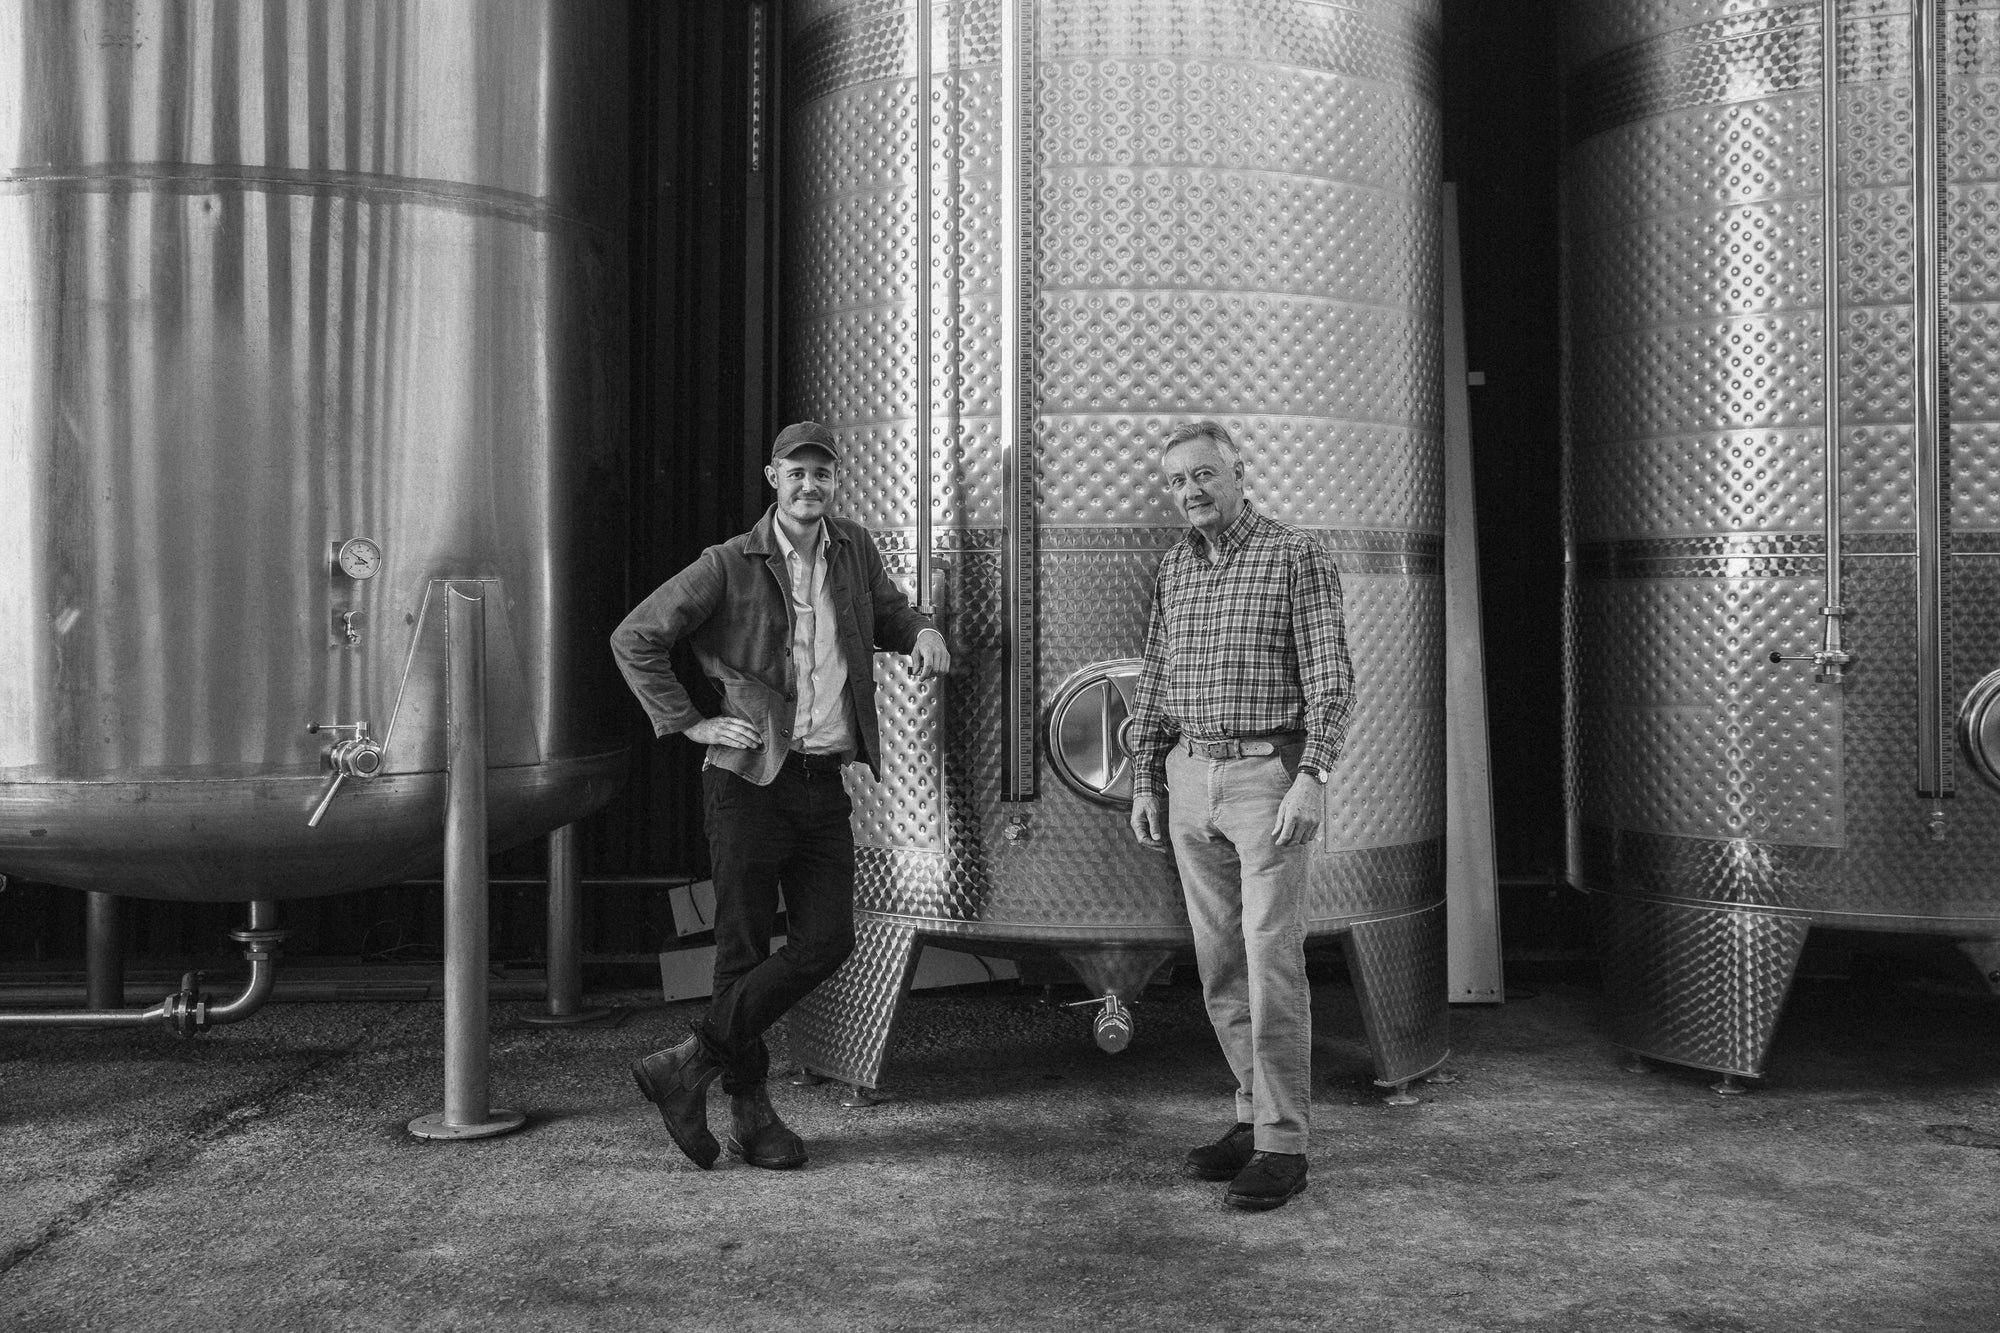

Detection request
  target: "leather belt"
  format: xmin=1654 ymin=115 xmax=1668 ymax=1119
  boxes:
xmin=1182 ymin=732 xmax=1306 ymax=760
xmin=786 ymin=749 xmax=850 ymax=775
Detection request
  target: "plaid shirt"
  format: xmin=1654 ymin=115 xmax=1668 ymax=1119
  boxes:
xmin=1128 ymin=504 xmax=1355 ymax=800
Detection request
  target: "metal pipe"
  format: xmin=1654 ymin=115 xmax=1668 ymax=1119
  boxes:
xmin=409 ymin=584 xmax=525 ymax=1139
xmin=1912 ymin=0 xmax=1951 ymax=797
xmin=443 ymin=585 xmax=492 ymax=1119
xmin=204 ymin=901 xmax=283 ymax=1027
xmin=1816 ymin=0 xmax=1850 ymax=685
xmin=84 ymin=891 xmax=123 ymax=1010
xmin=0 ymin=901 xmax=283 ymax=1032
xmin=999 ymin=0 xmax=1039 ymax=800
xmin=913 ymin=0 xmax=935 ymax=617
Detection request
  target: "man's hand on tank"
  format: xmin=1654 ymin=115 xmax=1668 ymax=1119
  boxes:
xmin=1272 ymin=774 xmax=1323 ymax=846
xmin=911 ymin=632 xmax=952 ymax=681
xmin=684 ymin=717 xmax=763 ymax=749
xmin=1130 ymin=793 xmax=1168 ymax=851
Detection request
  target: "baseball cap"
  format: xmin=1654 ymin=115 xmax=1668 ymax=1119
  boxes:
xmin=770 ymin=421 xmax=840 ymax=462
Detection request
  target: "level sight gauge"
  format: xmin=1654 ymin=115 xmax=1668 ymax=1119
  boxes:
xmin=334 ymin=537 xmax=383 ymax=580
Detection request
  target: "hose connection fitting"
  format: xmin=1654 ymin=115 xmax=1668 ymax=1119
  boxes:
xmin=1067 ymin=992 xmax=1135 ymax=1053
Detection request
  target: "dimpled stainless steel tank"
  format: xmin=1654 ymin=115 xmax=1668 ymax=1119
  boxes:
xmin=0 ymin=1 xmax=628 ymax=903
xmin=1565 ymin=0 xmax=2000 ymax=1080
xmin=783 ymin=0 xmax=1450 ymax=1091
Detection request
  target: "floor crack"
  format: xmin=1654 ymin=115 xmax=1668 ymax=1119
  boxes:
xmin=0 ymin=1004 xmax=417 ymax=1280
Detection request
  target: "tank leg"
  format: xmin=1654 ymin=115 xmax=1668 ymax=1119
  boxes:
xmin=1710 ymin=1074 xmax=1750 ymax=1097
xmin=1382 ymin=1080 xmax=1420 ymax=1107
xmin=1596 ymin=894 xmax=1809 ymax=1082
xmin=520 ymin=824 xmax=611 ymax=1027
xmin=85 ymin=892 xmax=124 ymax=1011
xmin=1346 ymin=902 xmax=1452 ymax=1089
xmin=786 ymin=910 xmax=921 ymax=1099
xmin=1623 ymin=1054 xmax=1653 ymax=1074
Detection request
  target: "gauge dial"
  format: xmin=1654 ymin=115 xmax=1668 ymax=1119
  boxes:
xmin=335 ymin=537 xmax=382 ymax=580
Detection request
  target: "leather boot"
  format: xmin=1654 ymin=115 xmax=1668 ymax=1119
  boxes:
xmin=1226 ymin=1151 xmax=1308 ymax=1211
xmin=725 ymin=1083 xmax=808 ymax=1169
xmin=1182 ymin=1122 xmax=1256 ymax=1181
xmin=632 ymin=1034 xmax=724 ymax=1169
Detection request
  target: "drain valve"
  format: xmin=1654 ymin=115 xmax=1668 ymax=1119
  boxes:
xmin=1067 ymin=992 xmax=1134 ymax=1053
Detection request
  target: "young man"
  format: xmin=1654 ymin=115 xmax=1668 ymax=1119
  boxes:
xmin=611 ymin=421 xmax=949 ymax=1170
xmin=1127 ymin=420 xmax=1355 ymax=1211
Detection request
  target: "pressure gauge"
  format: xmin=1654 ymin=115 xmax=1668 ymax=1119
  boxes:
xmin=334 ymin=537 xmax=383 ymax=581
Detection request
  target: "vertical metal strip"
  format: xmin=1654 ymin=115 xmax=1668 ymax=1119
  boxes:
xmin=913 ymin=0 xmax=934 ymax=614
xmin=1000 ymin=0 xmax=1038 ymax=799
xmin=1912 ymin=0 xmax=1951 ymax=796
xmin=743 ymin=2 xmax=774 ymax=512
xmin=1818 ymin=0 xmax=1849 ymax=681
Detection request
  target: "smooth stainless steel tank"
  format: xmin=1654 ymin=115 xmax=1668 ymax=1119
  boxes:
xmin=0 ymin=1 xmax=629 ymax=902
xmin=783 ymin=0 xmax=1449 ymax=1089
xmin=1565 ymin=0 xmax=2000 ymax=1078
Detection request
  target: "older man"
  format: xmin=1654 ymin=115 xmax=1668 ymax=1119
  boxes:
xmin=612 ymin=421 xmax=950 ymax=1171
xmin=1127 ymin=420 xmax=1355 ymax=1211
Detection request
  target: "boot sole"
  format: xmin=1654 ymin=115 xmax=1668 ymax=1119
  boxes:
xmin=724 ymin=1135 xmax=808 ymax=1170
xmin=1226 ymin=1178 xmax=1308 ymax=1212
xmin=632 ymin=1060 xmax=720 ymax=1170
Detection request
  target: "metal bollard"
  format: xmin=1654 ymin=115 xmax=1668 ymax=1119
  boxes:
xmin=409 ymin=583 xmax=526 ymax=1141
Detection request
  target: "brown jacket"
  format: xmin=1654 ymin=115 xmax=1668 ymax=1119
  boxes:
xmin=610 ymin=506 xmax=935 ymax=784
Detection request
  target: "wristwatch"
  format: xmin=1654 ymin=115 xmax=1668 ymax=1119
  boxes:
xmin=1299 ymin=763 xmax=1330 ymax=785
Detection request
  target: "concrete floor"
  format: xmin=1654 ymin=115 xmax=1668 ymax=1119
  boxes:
xmin=2 ymin=971 xmax=1998 ymax=1333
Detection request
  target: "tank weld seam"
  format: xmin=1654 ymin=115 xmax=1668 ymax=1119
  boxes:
xmin=0 ymin=164 xmax=609 ymax=238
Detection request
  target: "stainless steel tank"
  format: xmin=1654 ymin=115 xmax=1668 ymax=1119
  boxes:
xmin=783 ymin=0 xmax=1449 ymax=1090
xmin=1564 ymin=0 xmax=2000 ymax=1078
xmin=0 ymin=1 xmax=629 ymax=903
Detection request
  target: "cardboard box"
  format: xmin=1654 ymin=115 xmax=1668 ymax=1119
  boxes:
xmin=667 ymin=880 xmax=786 ymax=937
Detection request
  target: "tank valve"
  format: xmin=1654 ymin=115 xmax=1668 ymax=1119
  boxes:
xmin=1767 ymin=647 xmax=1852 ymax=682
xmin=1066 ymin=992 xmax=1133 ymax=1053
xmin=1928 ymin=807 xmax=1948 ymax=842
xmin=1004 ymin=814 xmax=1033 ymax=844
xmin=305 ymin=720 xmax=385 ymax=827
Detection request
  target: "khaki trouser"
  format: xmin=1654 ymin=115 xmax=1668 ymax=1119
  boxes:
xmin=1166 ymin=741 xmax=1314 ymax=1154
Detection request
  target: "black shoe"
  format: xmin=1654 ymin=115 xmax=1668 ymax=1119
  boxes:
xmin=632 ymin=1034 xmax=723 ymax=1169
xmin=724 ymin=1083 xmax=808 ymax=1169
xmin=1182 ymin=1122 xmax=1256 ymax=1181
xmin=1226 ymin=1151 xmax=1308 ymax=1211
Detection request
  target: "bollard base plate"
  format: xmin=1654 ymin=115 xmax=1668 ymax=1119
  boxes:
xmin=408 ymin=1108 xmax=528 ymax=1141
xmin=518 ymin=1008 xmax=613 ymax=1028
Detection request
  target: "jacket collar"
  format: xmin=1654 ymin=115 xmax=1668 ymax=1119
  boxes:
xmin=744 ymin=504 xmax=853 ymax=558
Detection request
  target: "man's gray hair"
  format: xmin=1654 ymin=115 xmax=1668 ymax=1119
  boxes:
xmin=1162 ymin=419 xmax=1241 ymax=465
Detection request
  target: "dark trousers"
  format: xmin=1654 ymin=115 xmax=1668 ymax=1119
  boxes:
xmin=696 ymin=757 xmax=857 ymax=1094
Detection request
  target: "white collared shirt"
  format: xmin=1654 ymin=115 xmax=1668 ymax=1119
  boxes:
xmin=773 ymin=520 xmax=858 ymax=755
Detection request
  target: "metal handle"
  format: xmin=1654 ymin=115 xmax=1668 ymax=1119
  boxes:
xmin=305 ymin=720 xmax=384 ymax=827
xmin=1767 ymin=646 xmax=1853 ymax=681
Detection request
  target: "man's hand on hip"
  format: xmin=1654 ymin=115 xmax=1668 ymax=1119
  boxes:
xmin=683 ymin=716 xmax=763 ymax=749
xmin=1272 ymin=772 xmax=1324 ymax=846
xmin=1130 ymin=793 xmax=1168 ymax=851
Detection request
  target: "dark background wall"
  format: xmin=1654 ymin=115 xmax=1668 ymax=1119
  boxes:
xmin=0 ymin=0 xmax=1574 ymax=971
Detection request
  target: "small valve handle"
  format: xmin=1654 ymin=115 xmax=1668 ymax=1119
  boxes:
xmin=305 ymin=720 xmax=384 ymax=827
